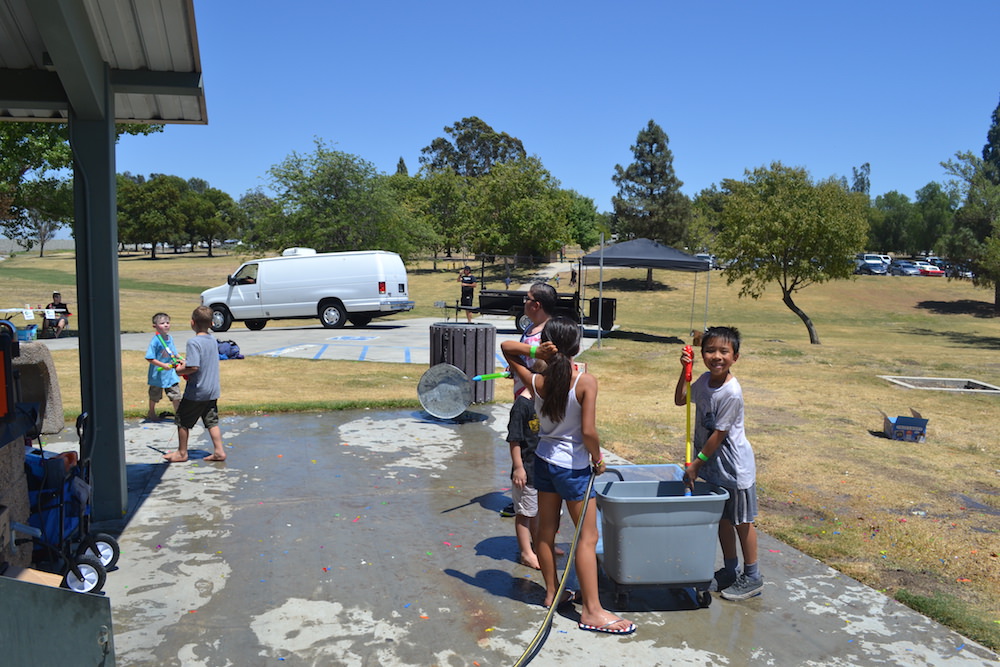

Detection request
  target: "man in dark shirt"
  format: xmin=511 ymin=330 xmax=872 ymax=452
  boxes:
xmin=45 ymin=291 xmax=71 ymax=338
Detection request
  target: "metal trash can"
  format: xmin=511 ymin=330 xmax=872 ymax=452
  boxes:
xmin=429 ymin=322 xmax=495 ymax=404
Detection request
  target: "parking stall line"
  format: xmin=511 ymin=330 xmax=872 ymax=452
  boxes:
xmin=313 ymin=345 xmax=329 ymax=360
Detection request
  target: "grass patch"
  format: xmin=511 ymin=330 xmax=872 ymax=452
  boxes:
xmin=896 ymin=589 xmax=1000 ymax=651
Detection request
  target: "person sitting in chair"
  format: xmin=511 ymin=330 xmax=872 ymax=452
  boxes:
xmin=45 ymin=291 xmax=71 ymax=338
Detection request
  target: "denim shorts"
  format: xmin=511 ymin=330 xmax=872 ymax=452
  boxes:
xmin=533 ymin=459 xmax=595 ymax=502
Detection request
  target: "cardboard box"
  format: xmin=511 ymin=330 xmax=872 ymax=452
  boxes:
xmin=2 ymin=565 xmax=63 ymax=587
xmin=879 ymin=408 xmax=928 ymax=442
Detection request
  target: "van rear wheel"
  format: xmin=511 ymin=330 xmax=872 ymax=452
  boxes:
xmin=211 ymin=306 xmax=233 ymax=332
xmin=348 ymin=315 xmax=372 ymax=327
xmin=319 ymin=301 xmax=347 ymax=328
xmin=245 ymin=319 xmax=267 ymax=331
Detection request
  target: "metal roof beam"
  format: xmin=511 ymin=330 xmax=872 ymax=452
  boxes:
xmin=0 ymin=70 xmax=67 ymax=109
xmin=110 ymin=70 xmax=203 ymax=97
xmin=28 ymin=0 xmax=107 ymax=120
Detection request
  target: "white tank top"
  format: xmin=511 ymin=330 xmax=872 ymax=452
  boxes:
xmin=533 ymin=373 xmax=588 ymax=469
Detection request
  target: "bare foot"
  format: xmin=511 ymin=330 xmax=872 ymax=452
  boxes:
xmin=162 ymin=450 xmax=188 ymax=463
xmin=519 ymin=554 xmax=541 ymax=570
xmin=203 ymin=453 xmax=227 ymax=462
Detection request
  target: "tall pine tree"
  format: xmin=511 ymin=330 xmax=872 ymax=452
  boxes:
xmin=611 ymin=120 xmax=691 ymax=246
xmin=982 ymin=94 xmax=1000 ymax=185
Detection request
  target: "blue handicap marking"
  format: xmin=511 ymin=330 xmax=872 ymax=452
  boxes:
xmin=328 ymin=335 xmax=378 ymax=341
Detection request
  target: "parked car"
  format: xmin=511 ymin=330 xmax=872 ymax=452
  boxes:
xmin=877 ymin=254 xmax=892 ymax=265
xmin=888 ymin=260 xmax=920 ymax=276
xmin=945 ymin=263 xmax=975 ymax=278
xmin=912 ymin=260 xmax=944 ymax=276
xmin=854 ymin=258 xmax=887 ymax=275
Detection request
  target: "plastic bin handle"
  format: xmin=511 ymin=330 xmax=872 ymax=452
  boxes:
xmin=602 ymin=468 xmax=625 ymax=481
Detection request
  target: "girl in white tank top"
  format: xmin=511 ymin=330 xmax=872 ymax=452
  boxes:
xmin=501 ymin=317 xmax=637 ymax=635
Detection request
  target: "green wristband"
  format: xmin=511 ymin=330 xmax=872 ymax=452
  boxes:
xmin=697 ymin=451 xmax=710 ymax=462
xmin=530 ymin=345 xmax=538 ymax=359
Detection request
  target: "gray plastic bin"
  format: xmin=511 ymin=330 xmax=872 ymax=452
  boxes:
xmin=597 ymin=479 xmax=728 ymax=587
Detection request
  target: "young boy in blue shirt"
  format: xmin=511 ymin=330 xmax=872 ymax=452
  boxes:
xmin=675 ymin=326 xmax=762 ymax=600
xmin=145 ymin=312 xmax=181 ymax=421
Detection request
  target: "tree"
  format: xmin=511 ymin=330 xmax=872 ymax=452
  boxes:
xmin=687 ymin=185 xmax=728 ymax=254
xmin=8 ymin=177 xmax=73 ymax=255
xmin=116 ymin=174 xmax=185 ymax=259
xmin=871 ymin=191 xmax=917 ymax=253
xmin=419 ymin=117 xmax=526 ymax=177
xmin=463 ymin=156 xmax=569 ymax=260
xmin=404 ymin=169 xmax=466 ymax=264
xmin=1 ymin=122 xmax=160 ymax=242
xmin=396 ymin=157 xmax=409 ymax=177
xmin=983 ymin=94 xmax=1000 ymax=185
xmin=941 ymin=151 xmax=1000 ymax=309
xmin=914 ymin=182 xmax=956 ymax=255
xmin=612 ymin=120 xmax=691 ymax=286
xmin=851 ymin=162 xmax=871 ymax=195
xmin=717 ymin=162 xmax=869 ymax=344
xmin=561 ymin=190 xmax=603 ymax=251
xmin=257 ymin=139 xmax=430 ymax=258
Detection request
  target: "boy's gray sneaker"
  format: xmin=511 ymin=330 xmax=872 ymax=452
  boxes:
xmin=712 ymin=567 xmax=737 ymax=592
xmin=720 ymin=573 xmax=763 ymax=600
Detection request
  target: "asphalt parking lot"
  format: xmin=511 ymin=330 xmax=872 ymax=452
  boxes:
xmin=38 ymin=315 xmax=606 ymax=367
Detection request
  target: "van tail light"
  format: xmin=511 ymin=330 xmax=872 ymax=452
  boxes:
xmin=379 ymin=281 xmax=386 ymax=294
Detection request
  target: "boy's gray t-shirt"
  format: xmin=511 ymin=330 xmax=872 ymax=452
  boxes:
xmin=692 ymin=373 xmax=756 ymax=490
xmin=183 ymin=333 xmax=220 ymax=401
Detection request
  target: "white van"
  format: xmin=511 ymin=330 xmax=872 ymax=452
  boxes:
xmin=200 ymin=250 xmax=414 ymax=331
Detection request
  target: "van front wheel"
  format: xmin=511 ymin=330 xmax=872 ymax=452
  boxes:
xmin=211 ymin=306 xmax=233 ymax=332
xmin=319 ymin=301 xmax=347 ymax=328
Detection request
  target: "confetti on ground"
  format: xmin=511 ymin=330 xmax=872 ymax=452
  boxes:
xmin=352 ymin=516 xmax=361 ymax=523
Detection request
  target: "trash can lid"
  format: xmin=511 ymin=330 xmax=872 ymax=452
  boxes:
xmin=417 ymin=363 xmax=472 ymax=419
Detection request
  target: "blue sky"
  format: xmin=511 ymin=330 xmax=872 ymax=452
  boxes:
xmin=115 ymin=0 xmax=1000 ymax=212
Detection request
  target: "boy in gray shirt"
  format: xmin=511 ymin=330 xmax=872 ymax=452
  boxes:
xmin=163 ymin=306 xmax=226 ymax=463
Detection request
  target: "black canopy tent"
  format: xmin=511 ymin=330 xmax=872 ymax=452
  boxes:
xmin=581 ymin=237 xmax=711 ymax=272
xmin=580 ymin=238 xmax=711 ymax=343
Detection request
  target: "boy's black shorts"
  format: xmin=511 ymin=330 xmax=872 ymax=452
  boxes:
xmin=176 ymin=398 xmax=219 ymax=430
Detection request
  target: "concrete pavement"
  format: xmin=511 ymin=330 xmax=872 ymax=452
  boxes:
xmin=38 ymin=408 xmax=1000 ymax=666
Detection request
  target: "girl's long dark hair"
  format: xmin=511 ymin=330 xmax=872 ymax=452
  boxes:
xmin=539 ymin=316 xmax=581 ymax=423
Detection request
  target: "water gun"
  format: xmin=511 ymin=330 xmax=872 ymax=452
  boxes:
xmin=683 ymin=344 xmax=694 ymax=496
xmin=471 ymin=371 xmax=511 ymax=381
xmin=153 ymin=333 xmax=183 ymax=371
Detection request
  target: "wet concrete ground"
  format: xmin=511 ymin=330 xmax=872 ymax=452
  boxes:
xmin=39 ymin=406 xmax=998 ymax=666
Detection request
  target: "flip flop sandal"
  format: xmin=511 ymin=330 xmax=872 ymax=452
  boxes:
xmin=578 ymin=620 xmax=637 ymax=635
